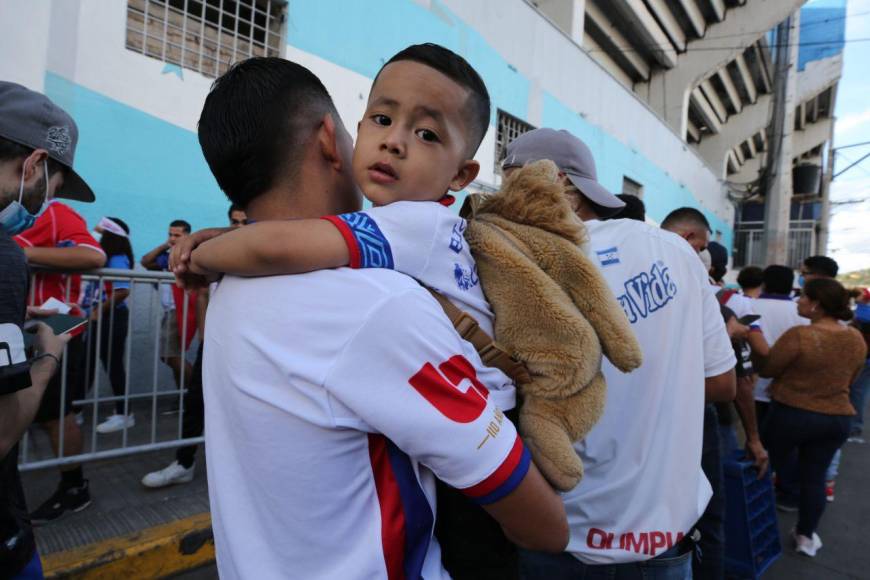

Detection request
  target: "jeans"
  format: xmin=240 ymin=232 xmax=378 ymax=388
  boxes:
xmin=825 ymin=449 xmax=841 ymax=482
xmin=519 ymin=547 xmax=692 ymax=580
xmin=764 ymin=402 xmax=850 ymax=537
xmin=11 ymin=549 xmax=43 ymax=579
xmin=849 ymin=364 xmax=870 ymax=434
xmin=694 ymin=405 xmax=724 ymax=580
xmin=175 ymin=344 xmax=204 ymax=469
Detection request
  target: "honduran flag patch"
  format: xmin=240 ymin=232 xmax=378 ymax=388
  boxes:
xmin=596 ymin=247 xmax=620 ymax=267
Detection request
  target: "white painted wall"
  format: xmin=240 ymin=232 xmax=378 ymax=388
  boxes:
xmin=0 ymin=0 xmax=52 ymax=91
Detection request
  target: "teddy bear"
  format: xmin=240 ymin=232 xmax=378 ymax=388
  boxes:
xmin=463 ymin=160 xmax=643 ymax=492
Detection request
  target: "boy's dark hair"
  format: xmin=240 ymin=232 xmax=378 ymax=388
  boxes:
xmin=198 ymin=57 xmax=337 ymax=207
xmin=608 ymin=194 xmax=646 ymax=221
xmin=803 ymin=278 xmax=853 ymax=321
xmin=803 ymin=255 xmax=839 ymax=278
xmin=0 ymin=136 xmax=67 ymax=178
xmin=762 ymin=265 xmax=794 ymax=295
xmin=378 ymin=43 xmax=490 ymax=155
xmin=737 ymin=266 xmax=764 ymax=290
xmin=661 ymin=207 xmax=711 ymax=232
xmin=228 ymin=203 xmax=245 ymax=219
xmin=100 ymin=216 xmax=134 ymax=267
xmin=170 ymin=219 xmax=191 ymax=233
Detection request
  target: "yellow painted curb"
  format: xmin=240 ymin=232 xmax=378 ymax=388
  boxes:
xmin=41 ymin=512 xmax=214 ymax=579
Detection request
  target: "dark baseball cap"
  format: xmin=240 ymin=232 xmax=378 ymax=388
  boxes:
xmin=502 ymin=128 xmax=624 ymax=217
xmin=0 ymin=81 xmax=95 ymax=202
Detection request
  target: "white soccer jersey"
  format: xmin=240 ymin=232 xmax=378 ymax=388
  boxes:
xmin=324 ymin=199 xmax=515 ymax=410
xmin=203 ymin=269 xmax=528 ymax=579
xmin=751 ymin=295 xmax=809 ymax=402
xmin=562 ymin=219 xmax=735 ymax=564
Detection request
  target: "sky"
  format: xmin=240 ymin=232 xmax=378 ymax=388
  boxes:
xmin=827 ymin=0 xmax=870 ymax=273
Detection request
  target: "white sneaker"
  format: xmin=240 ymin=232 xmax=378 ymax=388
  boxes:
xmin=95 ymin=414 xmax=135 ymax=434
xmin=141 ymin=461 xmax=195 ymax=488
xmin=793 ymin=530 xmax=823 ymax=557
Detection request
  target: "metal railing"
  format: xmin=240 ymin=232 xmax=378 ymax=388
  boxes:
xmin=19 ymin=267 xmax=202 ymax=471
xmin=733 ymin=220 xmax=817 ymax=269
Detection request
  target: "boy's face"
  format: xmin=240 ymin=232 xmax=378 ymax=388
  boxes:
xmin=353 ymin=60 xmax=479 ymax=206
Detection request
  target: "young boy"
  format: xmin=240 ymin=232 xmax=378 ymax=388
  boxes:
xmin=181 ymin=43 xmax=515 ymax=405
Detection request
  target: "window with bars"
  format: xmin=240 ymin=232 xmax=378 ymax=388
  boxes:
xmin=495 ymin=110 xmax=535 ymax=172
xmin=125 ymin=0 xmax=285 ymax=79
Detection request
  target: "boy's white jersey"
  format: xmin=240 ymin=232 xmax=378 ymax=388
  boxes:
xmin=203 ymin=269 xmax=528 ymax=579
xmin=325 ymin=199 xmax=514 ymax=410
xmin=563 ymin=219 xmax=735 ymax=564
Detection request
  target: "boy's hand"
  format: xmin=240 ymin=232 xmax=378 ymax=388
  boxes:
xmin=26 ymin=307 xmax=59 ymax=320
xmin=28 ymin=322 xmax=71 ymax=359
xmin=170 ymin=228 xmax=231 ymax=275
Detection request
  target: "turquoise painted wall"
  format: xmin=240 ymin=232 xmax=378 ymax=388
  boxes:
xmin=43 ymin=73 xmax=227 ymax=263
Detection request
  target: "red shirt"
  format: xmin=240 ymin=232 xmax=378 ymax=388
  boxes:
xmin=14 ymin=201 xmax=104 ymax=320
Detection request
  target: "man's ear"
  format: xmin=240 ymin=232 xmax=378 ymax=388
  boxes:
xmin=22 ymin=149 xmax=49 ymax=183
xmin=448 ymin=159 xmax=480 ymax=192
xmin=317 ymin=113 xmax=345 ymax=170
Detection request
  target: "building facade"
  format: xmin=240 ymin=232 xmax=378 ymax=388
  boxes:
xmin=0 ymin=0 xmax=844 ymax=266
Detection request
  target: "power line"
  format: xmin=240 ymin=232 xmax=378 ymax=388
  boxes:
xmin=698 ymin=9 xmax=870 ymax=42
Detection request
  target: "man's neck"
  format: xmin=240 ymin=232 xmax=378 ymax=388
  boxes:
xmin=245 ymin=178 xmax=346 ymax=222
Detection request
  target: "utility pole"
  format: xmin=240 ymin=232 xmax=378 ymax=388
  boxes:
xmin=817 ymin=122 xmax=835 ymax=255
xmin=762 ymin=11 xmax=800 ymax=265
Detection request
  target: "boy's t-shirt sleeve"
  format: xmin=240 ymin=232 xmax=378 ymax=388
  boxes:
xmin=698 ymin=267 xmax=737 ymax=378
xmin=323 ymin=287 xmax=529 ymax=504
xmin=322 ymin=201 xmax=442 ymax=281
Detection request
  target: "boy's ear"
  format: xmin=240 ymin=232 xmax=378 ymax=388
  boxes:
xmin=448 ymin=159 xmax=480 ymax=192
xmin=317 ymin=113 xmax=344 ymax=170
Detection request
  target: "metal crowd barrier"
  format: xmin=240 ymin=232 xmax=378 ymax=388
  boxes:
xmin=19 ymin=267 xmax=203 ymax=472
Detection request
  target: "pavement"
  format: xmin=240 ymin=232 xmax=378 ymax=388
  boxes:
xmin=22 ymin=402 xmax=870 ymax=579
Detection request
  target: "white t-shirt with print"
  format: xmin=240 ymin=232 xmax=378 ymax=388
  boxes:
xmin=203 ymin=269 xmax=528 ymax=579
xmin=562 ymin=219 xmax=736 ymax=565
xmin=750 ymin=295 xmax=809 ymax=402
xmin=323 ymin=200 xmax=515 ymax=410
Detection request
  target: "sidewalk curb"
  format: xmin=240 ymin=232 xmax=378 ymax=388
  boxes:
xmin=41 ymin=512 xmax=214 ymax=579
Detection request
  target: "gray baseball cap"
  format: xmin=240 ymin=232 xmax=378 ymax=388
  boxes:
xmin=502 ymin=128 xmax=624 ymax=217
xmin=0 ymin=81 xmax=95 ymax=202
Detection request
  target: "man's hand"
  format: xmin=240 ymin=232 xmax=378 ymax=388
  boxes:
xmin=28 ymin=322 xmax=71 ymax=359
xmin=745 ymin=438 xmax=769 ymax=480
xmin=726 ymin=318 xmax=750 ymax=340
xmin=26 ymin=307 xmax=59 ymax=320
xmin=170 ymin=228 xmax=230 ymax=275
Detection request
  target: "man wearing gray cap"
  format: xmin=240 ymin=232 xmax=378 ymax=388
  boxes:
xmin=0 ymin=81 xmax=104 ymax=529
xmin=504 ymin=129 xmax=736 ymax=578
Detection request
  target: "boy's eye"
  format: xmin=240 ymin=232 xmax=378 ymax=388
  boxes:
xmin=416 ymin=128 xmax=440 ymax=142
xmin=372 ymin=114 xmax=391 ymax=126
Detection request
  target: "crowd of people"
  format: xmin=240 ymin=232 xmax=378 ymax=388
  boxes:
xmin=1 ymin=41 xmax=869 ymax=580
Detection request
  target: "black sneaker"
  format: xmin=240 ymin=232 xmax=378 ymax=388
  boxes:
xmin=30 ymin=480 xmax=92 ymax=525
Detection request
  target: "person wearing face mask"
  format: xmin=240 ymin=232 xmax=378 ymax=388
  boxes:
xmin=0 ymin=81 xmax=106 ymax=527
xmin=0 ymin=81 xmax=98 ymax=576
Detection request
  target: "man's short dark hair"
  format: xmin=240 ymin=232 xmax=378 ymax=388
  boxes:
xmin=803 ymin=255 xmax=839 ymax=278
xmin=737 ymin=266 xmax=764 ymax=290
xmin=0 ymin=136 xmax=67 ymax=178
xmin=661 ymin=207 xmax=711 ymax=232
xmin=707 ymin=241 xmax=728 ymax=282
xmin=198 ymin=57 xmax=337 ymax=207
xmin=762 ymin=265 xmax=794 ymax=295
xmin=170 ymin=219 xmax=191 ymax=233
xmin=378 ymin=43 xmax=490 ymax=156
xmin=609 ymin=193 xmax=646 ymax=221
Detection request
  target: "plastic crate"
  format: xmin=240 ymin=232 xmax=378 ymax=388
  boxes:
xmin=723 ymin=451 xmax=782 ymax=579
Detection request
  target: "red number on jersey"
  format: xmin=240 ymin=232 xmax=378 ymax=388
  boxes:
xmin=408 ymin=355 xmax=490 ymax=423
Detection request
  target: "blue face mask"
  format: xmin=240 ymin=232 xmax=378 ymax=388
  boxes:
xmin=797 ymin=275 xmax=805 ymax=289
xmin=0 ymin=161 xmax=49 ymax=235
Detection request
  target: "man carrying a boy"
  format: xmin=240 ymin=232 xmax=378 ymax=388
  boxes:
xmin=193 ymin=54 xmax=568 ymax=578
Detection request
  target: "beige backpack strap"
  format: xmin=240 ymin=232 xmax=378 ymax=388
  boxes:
xmin=423 ymin=286 xmax=531 ymax=386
